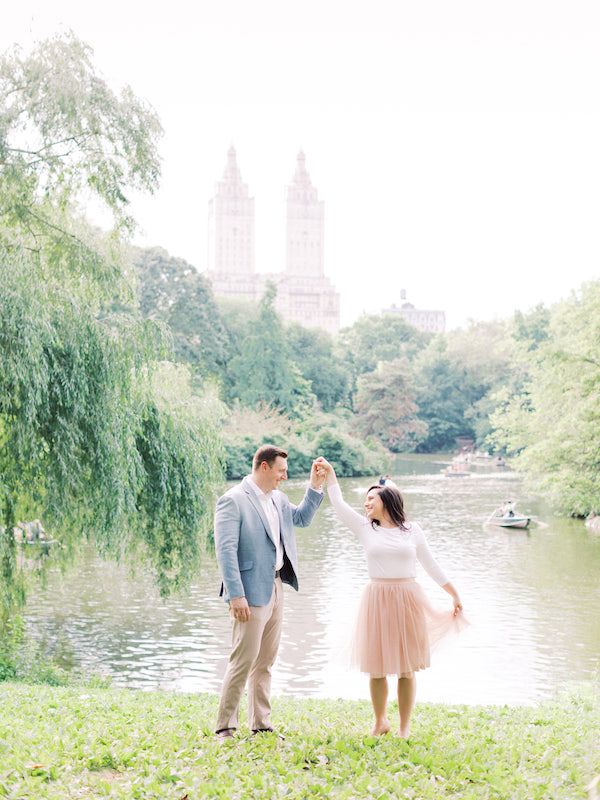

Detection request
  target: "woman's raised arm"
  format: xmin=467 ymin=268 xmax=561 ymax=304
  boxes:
xmin=314 ymin=458 xmax=368 ymax=536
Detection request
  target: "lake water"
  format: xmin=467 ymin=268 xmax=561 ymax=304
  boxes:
xmin=25 ymin=456 xmax=600 ymax=705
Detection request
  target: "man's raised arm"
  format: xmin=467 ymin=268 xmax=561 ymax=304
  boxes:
xmin=290 ymin=458 xmax=327 ymax=527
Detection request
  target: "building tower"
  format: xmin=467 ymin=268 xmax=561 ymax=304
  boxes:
xmin=207 ymin=146 xmax=255 ymax=274
xmin=285 ymin=151 xmax=324 ymax=276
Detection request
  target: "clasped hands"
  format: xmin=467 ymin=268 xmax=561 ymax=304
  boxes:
xmin=310 ymin=456 xmax=332 ymax=489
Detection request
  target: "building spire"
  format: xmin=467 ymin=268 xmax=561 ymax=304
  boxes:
xmin=222 ymin=145 xmax=243 ymax=184
xmin=292 ymin=149 xmax=312 ymax=188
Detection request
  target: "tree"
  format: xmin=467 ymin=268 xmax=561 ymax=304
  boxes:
xmin=354 ymin=359 xmax=427 ymax=452
xmin=286 ymin=323 xmax=348 ymax=411
xmin=228 ymin=284 xmax=316 ymax=417
xmin=442 ymin=320 xmax=517 ymax=446
xmin=312 ymin=428 xmax=387 ymax=477
xmin=0 ymin=32 xmax=163 ymax=330
xmin=445 ymin=320 xmax=514 ymax=388
xmin=443 ymin=312 xmax=550 ymax=450
xmin=490 ymin=282 xmax=600 ymax=516
xmin=0 ymin=252 xmax=225 ymax=609
xmin=0 ymin=34 xmax=224 ymax=628
xmin=336 ymin=314 xmax=430 ymax=400
xmin=512 ymin=304 xmax=551 ymax=353
xmin=134 ymin=246 xmax=231 ymax=383
xmin=133 ymin=364 xmax=225 ymax=593
xmin=413 ymin=338 xmax=482 ymax=452
xmin=1 ymin=32 xmax=161 ymax=241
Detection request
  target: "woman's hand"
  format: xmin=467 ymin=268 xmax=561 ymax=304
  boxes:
xmin=310 ymin=460 xmax=327 ymax=489
xmin=442 ymin=582 xmax=463 ymax=616
xmin=313 ymin=456 xmax=336 ymax=485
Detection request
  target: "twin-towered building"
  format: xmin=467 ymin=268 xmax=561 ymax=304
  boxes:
xmin=205 ymin=147 xmax=340 ymax=334
xmin=204 ymin=147 xmax=445 ymax=335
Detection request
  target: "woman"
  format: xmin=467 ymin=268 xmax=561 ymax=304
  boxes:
xmin=316 ymin=458 xmax=467 ymax=738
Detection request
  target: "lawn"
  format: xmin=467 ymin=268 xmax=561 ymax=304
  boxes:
xmin=0 ymin=683 xmax=598 ymax=799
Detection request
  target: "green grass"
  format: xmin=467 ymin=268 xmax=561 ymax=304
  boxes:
xmin=0 ymin=684 xmax=598 ymax=799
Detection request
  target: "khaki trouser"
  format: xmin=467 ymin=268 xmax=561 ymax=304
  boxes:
xmin=215 ymin=577 xmax=284 ymax=732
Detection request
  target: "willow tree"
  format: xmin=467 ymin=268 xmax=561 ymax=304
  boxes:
xmin=0 ymin=33 xmax=224 ymax=624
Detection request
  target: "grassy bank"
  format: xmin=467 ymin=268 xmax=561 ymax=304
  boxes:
xmin=0 ymin=684 xmax=598 ymax=799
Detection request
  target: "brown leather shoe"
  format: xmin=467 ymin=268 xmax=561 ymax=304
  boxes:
xmin=215 ymin=728 xmax=236 ymax=741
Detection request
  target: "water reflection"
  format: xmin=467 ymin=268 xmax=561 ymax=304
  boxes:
xmin=25 ymin=456 xmax=600 ymax=705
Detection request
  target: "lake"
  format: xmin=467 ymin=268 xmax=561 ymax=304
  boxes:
xmin=25 ymin=456 xmax=600 ymax=705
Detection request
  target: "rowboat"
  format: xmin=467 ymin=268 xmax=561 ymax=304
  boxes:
xmin=493 ymin=516 xmax=530 ymax=529
xmin=487 ymin=507 xmax=531 ymax=529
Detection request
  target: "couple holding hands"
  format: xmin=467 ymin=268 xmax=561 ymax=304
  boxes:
xmin=214 ymin=444 xmax=466 ymax=741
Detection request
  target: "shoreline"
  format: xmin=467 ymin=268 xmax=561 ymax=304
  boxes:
xmin=53 ymin=679 xmax=597 ymax=710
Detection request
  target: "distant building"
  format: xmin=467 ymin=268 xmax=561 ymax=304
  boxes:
xmin=285 ymin=150 xmax=324 ymax=278
xmin=384 ymin=290 xmax=446 ymax=333
xmin=207 ymin=145 xmax=255 ymax=276
xmin=206 ymin=148 xmax=340 ymax=334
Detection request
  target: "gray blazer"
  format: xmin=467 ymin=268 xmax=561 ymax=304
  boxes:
xmin=214 ymin=476 xmax=323 ymax=606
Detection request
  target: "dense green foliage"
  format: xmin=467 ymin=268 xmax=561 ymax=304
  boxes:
xmin=354 ymin=358 xmax=426 ymax=451
xmin=0 ymin=683 xmax=597 ymax=799
xmin=228 ymin=284 xmax=316 ymax=416
xmin=286 ymin=323 xmax=348 ymax=411
xmin=221 ymin=405 xmax=387 ymax=480
xmin=134 ymin=246 xmax=231 ymax=381
xmin=490 ymin=283 xmax=600 ymax=516
xmin=133 ymin=270 xmax=386 ymax=478
xmin=0 ymin=259 xmax=222 ymax=610
xmin=336 ymin=313 xmax=430 ymax=389
xmin=413 ymin=339 xmax=481 ymax=452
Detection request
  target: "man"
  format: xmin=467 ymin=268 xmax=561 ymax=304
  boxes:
xmin=214 ymin=444 xmax=325 ymax=739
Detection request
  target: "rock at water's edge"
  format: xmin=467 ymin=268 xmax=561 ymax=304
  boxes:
xmin=585 ymin=515 xmax=600 ymax=535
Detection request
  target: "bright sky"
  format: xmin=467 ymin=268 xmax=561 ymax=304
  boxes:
xmin=3 ymin=1 xmax=600 ymax=328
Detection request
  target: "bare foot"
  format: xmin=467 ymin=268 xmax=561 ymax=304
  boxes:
xmin=398 ymin=727 xmax=410 ymax=739
xmin=372 ymin=720 xmax=391 ymax=736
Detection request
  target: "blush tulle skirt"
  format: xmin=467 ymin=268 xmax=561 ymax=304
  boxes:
xmin=351 ymin=578 xmax=468 ymax=678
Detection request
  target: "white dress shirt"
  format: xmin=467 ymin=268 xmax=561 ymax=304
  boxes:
xmin=247 ymin=476 xmax=284 ymax=570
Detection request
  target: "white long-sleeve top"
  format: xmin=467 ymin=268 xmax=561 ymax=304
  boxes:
xmin=327 ymin=483 xmax=449 ymax=586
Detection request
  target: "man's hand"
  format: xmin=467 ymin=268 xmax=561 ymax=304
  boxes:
xmin=230 ymin=596 xmax=251 ymax=623
xmin=310 ymin=457 xmax=332 ymax=489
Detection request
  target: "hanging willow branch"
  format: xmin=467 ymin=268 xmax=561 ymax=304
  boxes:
xmin=0 ymin=33 xmax=225 ymax=623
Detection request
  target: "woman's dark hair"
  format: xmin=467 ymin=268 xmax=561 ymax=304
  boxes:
xmin=367 ymin=485 xmax=408 ymax=531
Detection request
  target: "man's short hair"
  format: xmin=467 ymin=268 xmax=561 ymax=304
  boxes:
xmin=252 ymin=444 xmax=288 ymax=471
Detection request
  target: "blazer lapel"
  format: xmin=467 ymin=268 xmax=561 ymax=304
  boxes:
xmin=242 ymin=478 xmax=276 ymax=546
